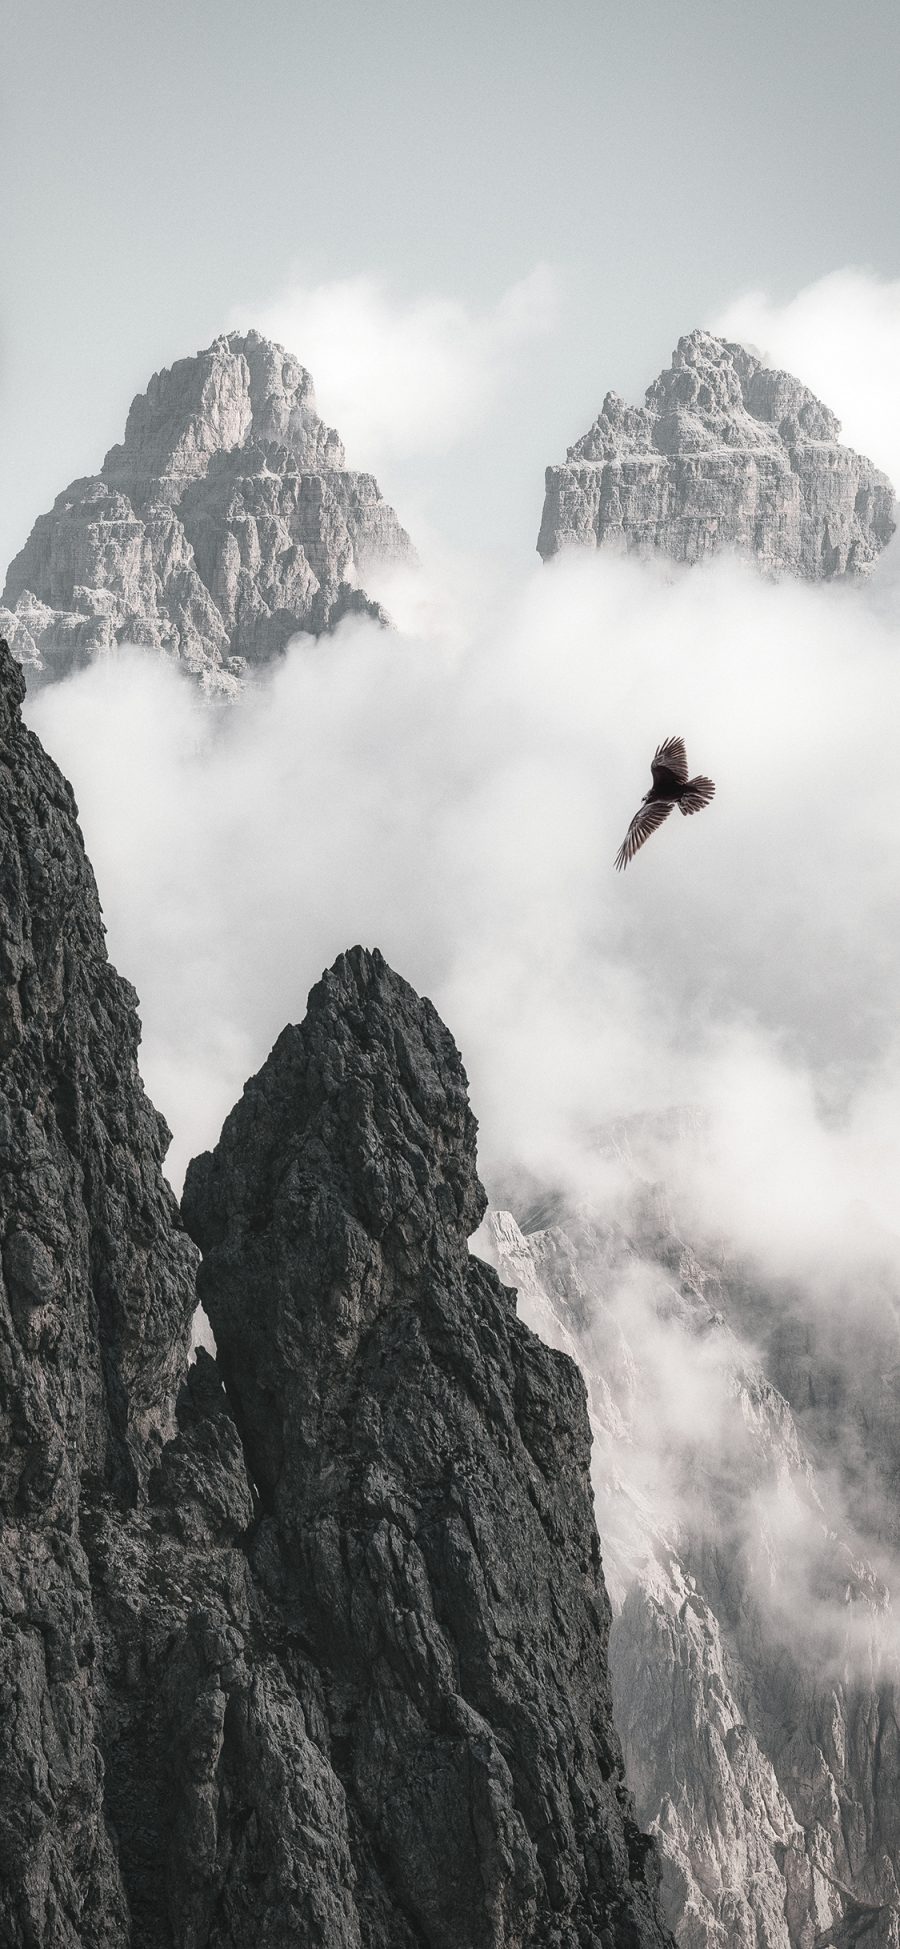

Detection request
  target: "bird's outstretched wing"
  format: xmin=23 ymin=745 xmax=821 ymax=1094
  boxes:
xmin=614 ymin=798 xmax=673 ymax=871
xmin=651 ymin=736 xmax=688 ymax=787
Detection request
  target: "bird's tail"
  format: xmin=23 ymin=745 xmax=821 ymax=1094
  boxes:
xmin=679 ymin=776 xmax=715 ymax=815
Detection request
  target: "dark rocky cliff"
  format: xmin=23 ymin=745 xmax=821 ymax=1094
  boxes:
xmin=0 ymin=633 xmax=197 ymax=1943
xmin=182 ymin=945 xmax=671 ymax=1948
xmin=0 ymin=629 xmax=671 ymax=1946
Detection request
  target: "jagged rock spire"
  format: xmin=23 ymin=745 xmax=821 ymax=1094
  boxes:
xmin=183 ymin=945 xmax=673 ymax=1947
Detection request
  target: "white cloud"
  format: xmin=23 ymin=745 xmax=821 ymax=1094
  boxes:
xmin=26 ymin=547 xmax=900 ymax=1250
xmin=712 ymin=268 xmax=900 ymax=489
xmin=237 ymin=264 xmax=559 ymax=467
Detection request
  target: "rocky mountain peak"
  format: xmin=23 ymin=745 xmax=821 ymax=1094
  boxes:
xmin=102 ymin=328 xmax=345 ymax=506
xmin=181 ymin=945 xmax=672 ymax=1946
xmin=183 ymin=945 xmax=489 ymax=1511
xmin=641 ymin=327 xmax=843 ymax=448
xmin=187 ymin=943 xmax=485 ymax=1260
xmin=1 ymin=332 xmax=413 ymax=694
xmin=539 ymin=328 xmax=895 ymax=575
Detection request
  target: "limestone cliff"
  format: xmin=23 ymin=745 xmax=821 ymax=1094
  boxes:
xmin=0 ymin=642 xmax=671 ymax=1948
xmin=538 ymin=330 xmax=895 ymax=576
xmin=484 ymin=1193 xmax=900 ymax=1949
xmin=1 ymin=332 xmax=414 ymax=695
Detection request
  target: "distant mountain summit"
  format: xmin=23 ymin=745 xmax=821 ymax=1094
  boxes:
xmin=538 ymin=329 xmax=895 ymax=577
xmin=1 ymin=331 xmax=414 ymax=694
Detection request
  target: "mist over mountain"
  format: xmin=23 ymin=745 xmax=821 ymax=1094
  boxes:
xmin=4 ymin=299 xmax=900 ymax=1949
xmin=520 ymin=334 xmax=900 ymax=1945
xmin=0 ymin=643 xmax=671 ymax=1945
xmin=480 ymin=1180 xmax=900 ymax=1949
xmin=7 ymin=1 xmax=900 ymax=1946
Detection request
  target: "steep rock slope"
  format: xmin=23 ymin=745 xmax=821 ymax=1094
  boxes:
xmin=0 ymin=669 xmax=672 ymax=1949
xmin=484 ymin=1197 xmax=900 ymax=1949
xmin=1 ymin=332 xmax=413 ymax=695
xmin=0 ymin=633 xmax=197 ymax=1944
xmin=182 ymin=945 xmax=673 ymax=1949
xmin=538 ymin=330 xmax=895 ymax=576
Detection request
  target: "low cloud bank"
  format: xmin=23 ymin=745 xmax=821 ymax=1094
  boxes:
xmin=28 ymin=547 xmax=900 ymax=1261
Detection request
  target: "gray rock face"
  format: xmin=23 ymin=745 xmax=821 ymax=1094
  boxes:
xmin=538 ymin=330 xmax=895 ymax=576
xmin=1 ymin=331 xmax=414 ymax=694
xmin=182 ymin=945 xmax=672 ymax=1949
xmin=0 ymin=674 xmax=671 ymax=1949
xmin=484 ymin=1194 xmax=900 ymax=1949
xmin=0 ymin=633 xmax=198 ymax=1944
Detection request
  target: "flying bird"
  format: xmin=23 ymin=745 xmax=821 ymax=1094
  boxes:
xmin=614 ymin=736 xmax=715 ymax=871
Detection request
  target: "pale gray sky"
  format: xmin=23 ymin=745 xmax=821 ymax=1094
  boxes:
xmin=4 ymin=0 xmax=900 ymax=571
